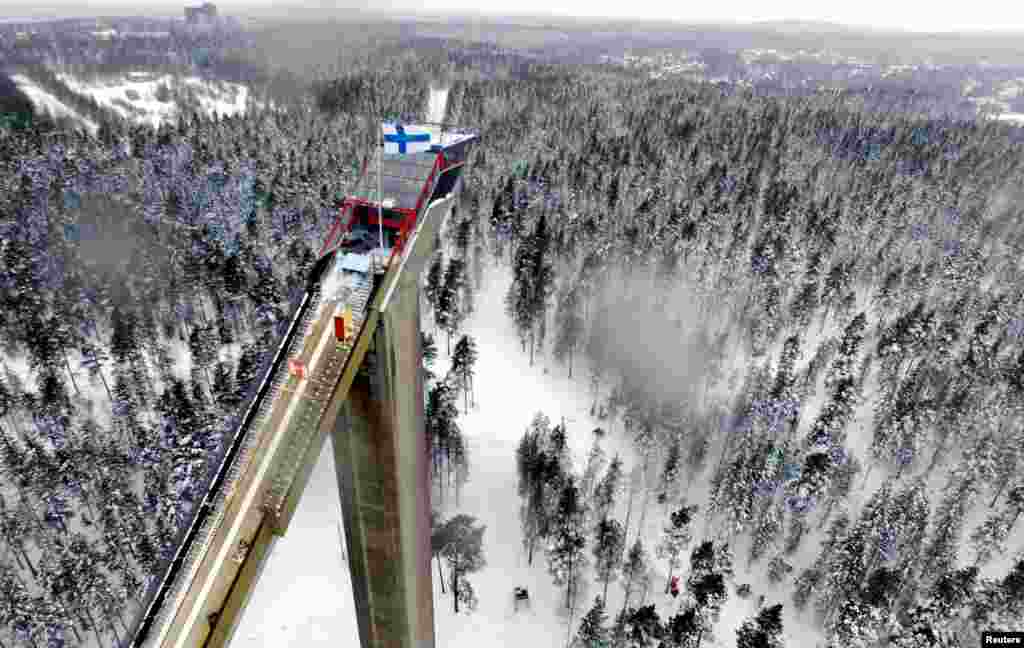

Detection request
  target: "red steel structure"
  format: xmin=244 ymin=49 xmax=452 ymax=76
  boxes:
xmin=318 ymin=121 xmax=478 ymax=268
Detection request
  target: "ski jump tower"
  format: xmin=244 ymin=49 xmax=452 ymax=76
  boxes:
xmin=128 ymin=121 xmax=479 ymax=648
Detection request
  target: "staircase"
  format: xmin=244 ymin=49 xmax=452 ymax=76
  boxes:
xmin=262 ymin=272 xmax=376 ymax=523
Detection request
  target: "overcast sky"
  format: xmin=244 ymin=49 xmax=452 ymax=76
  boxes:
xmin=3 ymin=0 xmax=1021 ymax=33
xmin=424 ymin=0 xmax=1022 ymax=33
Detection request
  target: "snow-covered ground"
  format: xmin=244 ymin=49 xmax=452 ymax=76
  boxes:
xmin=996 ymin=112 xmax=1024 ymax=124
xmin=428 ymin=85 xmax=448 ymax=123
xmin=230 ymin=434 xmax=358 ymax=646
xmin=56 ymin=71 xmax=254 ymax=129
xmin=10 ymin=68 xmax=265 ymax=133
xmin=9 ymin=73 xmax=99 ymax=134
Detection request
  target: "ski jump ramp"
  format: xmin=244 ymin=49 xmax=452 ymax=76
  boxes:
xmin=131 ymin=195 xmax=455 ymax=648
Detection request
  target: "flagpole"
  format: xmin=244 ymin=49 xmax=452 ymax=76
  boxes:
xmin=378 ymin=117 xmax=384 ymax=254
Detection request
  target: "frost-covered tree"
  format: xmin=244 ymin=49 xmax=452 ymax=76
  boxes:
xmin=794 ymin=510 xmax=850 ymax=611
xmin=448 ymin=334 xmax=478 ymax=412
xmin=767 ymin=555 xmax=793 ymax=584
xmin=425 ymin=252 xmax=444 ymax=323
xmin=594 ymin=517 xmax=626 ymax=604
xmin=749 ymin=495 xmax=783 ymax=565
xmin=553 ymin=280 xmax=584 ymax=378
xmin=233 ymin=341 xmax=261 ymax=401
xmin=581 ymin=434 xmax=608 ymax=505
xmin=917 ymin=474 xmax=975 ymax=589
xmin=577 ymin=596 xmax=612 ymax=648
xmin=735 ymin=603 xmax=784 ymax=648
xmin=505 ymin=211 xmax=554 ymax=365
xmin=438 ymin=514 xmax=486 ymax=614
xmin=426 ymin=380 xmax=460 ymax=505
xmin=594 ymin=454 xmax=624 ymax=526
xmin=657 ymin=437 xmax=682 ymax=517
xmin=620 ymin=538 xmax=651 ymax=618
xmin=969 ymin=484 xmax=1023 ymax=567
xmin=517 ymin=413 xmax=563 ymax=565
xmin=656 ymin=504 xmax=697 ymax=594
xmin=614 ymin=604 xmax=664 ymax=648
xmin=437 ymin=257 xmax=466 ymax=354
xmin=547 ymin=475 xmax=587 ymax=612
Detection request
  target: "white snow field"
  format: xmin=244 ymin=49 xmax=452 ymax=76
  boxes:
xmin=996 ymin=111 xmax=1024 ymax=124
xmin=231 ymin=444 xmax=359 ymax=647
xmin=56 ymin=72 xmax=255 ymax=129
xmin=10 ymin=68 xmax=267 ymax=134
xmin=428 ymin=85 xmax=448 ymax=124
xmin=9 ymin=74 xmax=99 ymax=135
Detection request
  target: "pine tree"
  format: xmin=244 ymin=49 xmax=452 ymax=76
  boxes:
xmin=425 ymin=252 xmax=444 ymax=329
xmin=616 ymin=604 xmax=664 ymax=648
xmin=505 ymin=211 xmax=554 ymax=365
xmin=517 ymin=414 xmax=561 ymax=565
xmin=448 ymin=334 xmax=478 ymax=412
xmin=554 ymin=281 xmax=584 ymax=378
xmin=749 ymin=495 xmax=783 ymax=565
xmin=438 ymin=257 xmax=466 ymax=353
xmin=188 ymin=324 xmax=218 ymax=390
xmin=453 ymin=216 xmax=473 ymax=260
xmin=426 ymin=381 xmax=460 ymax=506
xmin=825 ymin=312 xmax=868 ymax=398
xmin=547 ymin=475 xmax=587 ymax=612
xmin=439 ymin=514 xmax=486 ymax=614
xmin=735 ymin=604 xmax=784 ymax=648
xmin=969 ymin=492 xmax=1019 ymax=567
xmin=683 ymin=540 xmax=731 ymax=640
xmin=918 ymin=475 xmax=974 ymax=589
xmin=577 ymin=596 xmax=612 ymax=648
xmin=449 ymin=428 xmax=470 ymax=507
xmin=657 ymin=438 xmax=682 ymax=516
xmin=657 ymin=504 xmax=697 ymax=594
xmin=431 ymin=510 xmax=449 ymax=594
xmin=659 ymin=606 xmax=701 ymax=648
xmin=594 ymin=454 xmax=624 ymax=525
xmin=234 ymin=342 xmax=260 ymax=402
xmin=621 ymin=538 xmax=651 ymax=619
xmin=593 ymin=517 xmax=626 ymax=603
xmin=212 ymin=360 xmax=239 ymax=411
xmin=766 ymin=555 xmax=794 ymax=584
xmin=517 ymin=424 xmax=544 ymax=562
xmin=581 ymin=434 xmax=608 ymax=504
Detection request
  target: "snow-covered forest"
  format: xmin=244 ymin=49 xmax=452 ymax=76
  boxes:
xmin=2 ymin=12 xmax=1024 ymax=648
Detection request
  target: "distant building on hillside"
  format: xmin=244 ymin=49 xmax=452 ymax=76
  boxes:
xmin=184 ymin=2 xmax=218 ymax=25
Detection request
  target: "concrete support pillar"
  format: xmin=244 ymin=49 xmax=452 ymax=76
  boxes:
xmin=331 ymin=273 xmax=434 ymax=648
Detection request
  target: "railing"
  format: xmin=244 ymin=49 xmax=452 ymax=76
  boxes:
xmin=319 ymin=154 xmax=372 ymax=257
xmin=128 ymin=255 xmax=335 ymax=647
xmin=413 ymin=154 xmax=444 ymax=218
xmin=384 ymin=153 xmax=443 ymax=268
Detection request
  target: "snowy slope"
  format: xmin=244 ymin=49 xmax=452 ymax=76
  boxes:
xmin=10 ymin=73 xmax=99 ymax=134
xmin=428 ymin=85 xmax=448 ymax=123
xmin=8 ymin=69 xmax=264 ymax=134
xmin=996 ymin=112 xmax=1024 ymax=124
xmin=56 ymin=72 xmax=256 ymax=129
xmin=231 ymin=444 xmax=359 ymax=646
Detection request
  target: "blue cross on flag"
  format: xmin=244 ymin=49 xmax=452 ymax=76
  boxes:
xmin=383 ymin=122 xmax=432 ymax=155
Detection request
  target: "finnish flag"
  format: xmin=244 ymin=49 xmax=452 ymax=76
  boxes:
xmin=382 ymin=122 xmax=432 ymax=155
